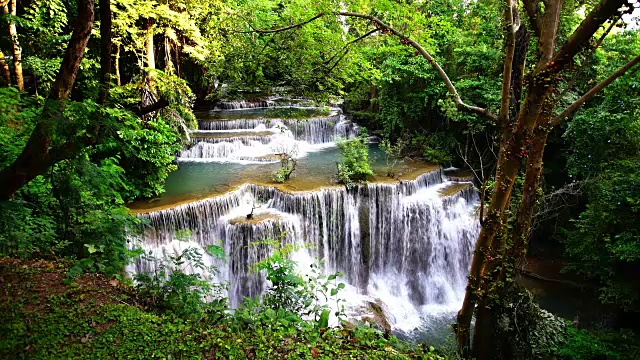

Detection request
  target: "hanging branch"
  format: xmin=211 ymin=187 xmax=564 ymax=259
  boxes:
xmin=241 ymin=13 xmax=326 ymax=34
xmin=324 ymin=27 xmax=380 ymax=69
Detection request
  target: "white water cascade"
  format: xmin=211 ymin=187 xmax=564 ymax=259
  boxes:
xmin=130 ymin=103 xmax=480 ymax=340
xmin=181 ymin=109 xmax=359 ymax=163
xmin=129 ymin=169 xmax=479 ymax=336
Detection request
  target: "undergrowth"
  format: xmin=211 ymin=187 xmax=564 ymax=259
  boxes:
xmin=0 ymin=257 xmax=443 ymax=359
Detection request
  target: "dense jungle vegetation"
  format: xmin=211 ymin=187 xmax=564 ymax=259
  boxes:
xmin=0 ymin=0 xmax=639 ymax=359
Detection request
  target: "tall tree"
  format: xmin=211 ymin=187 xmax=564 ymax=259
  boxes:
xmin=98 ymin=0 xmax=113 ymax=105
xmin=5 ymin=0 xmax=23 ymax=90
xmin=241 ymin=0 xmax=640 ymax=358
xmin=0 ymin=0 xmax=95 ymax=199
xmin=0 ymin=48 xmax=10 ymax=85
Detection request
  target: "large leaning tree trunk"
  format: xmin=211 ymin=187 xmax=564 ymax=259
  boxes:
xmin=0 ymin=0 xmax=96 ymax=200
xmin=245 ymin=0 xmax=640 ymax=358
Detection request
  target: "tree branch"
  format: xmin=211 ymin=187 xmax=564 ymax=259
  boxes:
xmin=136 ymin=97 xmax=169 ymax=117
xmin=533 ymin=0 xmax=563 ymax=73
xmin=241 ymin=13 xmax=325 ymax=34
xmin=556 ymin=14 xmax=621 ymax=102
xmin=336 ymin=11 xmax=498 ymax=122
xmin=499 ymin=0 xmax=518 ymax=126
xmin=550 ymin=52 xmax=640 ymax=126
xmin=324 ymin=27 xmax=380 ymax=69
xmin=521 ymin=0 xmax=541 ymax=36
xmin=551 ymin=0 xmax=629 ymax=73
xmin=243 ymin=11 xmax=498 ymax=122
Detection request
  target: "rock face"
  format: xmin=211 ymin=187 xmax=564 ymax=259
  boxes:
xmin=361 ymin=301 xmax=392 ymax=336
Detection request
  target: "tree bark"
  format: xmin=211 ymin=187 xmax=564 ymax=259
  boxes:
xmin=164 ymin=35 xmax=173 ymax=73
xmin=7 ymin=0 xmax=23 ymax=91
xmin=0 ymin=0 xmax=95 ymax=200
xmin=0 ymin=48 xmax=11 ymax=85
xmin=144 ymin=20 xmax=156 ymax=88
xmin=98 ymin=0 xmax=112 ymax=105
xmin=115 ymin=44 xmax=121 ymax=86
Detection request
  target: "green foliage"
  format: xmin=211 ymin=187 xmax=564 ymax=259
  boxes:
xmin=0 ymin=253 xmax=442 ymax=360
xmin=336 ymin=130 xmax=373 ymax=186
xmin=563 ymin=160 xmax=640 ymax=310
xmin=379 ymin=137 xmax=406 ymax=177
xmin=134 ymin=244 xmax=227 ymax=320
xmin=253 ymin=248 xmax=344 ymax=320
xmin=0 ymin=89 xmax=182 ymax=276
xmin=490 ymin=287 xmax=568 ymax=360
xmin=272 ymin=148 xmax=298 ymax=183
xmin=562 ymin=31 xmax=640 ymax=310
xmin=558 ymin=326 xmax=640 ymax=360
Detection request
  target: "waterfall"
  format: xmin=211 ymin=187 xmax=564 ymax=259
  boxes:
xmin=128 ymin=169 xmax=480 ymax=329
xmin=184 ymin=111 xmax=358 ymax=162
xmin=214 ymin=100 xmax=274 ymax=110
xmin=196 ymin=115 xmax=352 ymax=144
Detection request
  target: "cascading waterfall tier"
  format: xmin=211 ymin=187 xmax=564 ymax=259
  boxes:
xmin=129 ymin=168 xmax=480 ymax=331
xmin=214 ymin=100 xmax=274 ymax=110
xmin=182 ymin=110 xmax=359 ymax=162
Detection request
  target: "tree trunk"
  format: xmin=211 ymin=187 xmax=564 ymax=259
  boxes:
xmin=98 ymin=0 xmax=112 ymax=105
xmin=456 ymin=82 xmax=552 ymax=353
xmin=115 ymin=44 xmax=121 ymax=86
xmin=7 ymin=0 xmax=23 ymax=91
xmin=164 ymin=35 xmax=173 ymax=73
xmin=0 ymin=0 xmax=95 ymax=200
xmin=144 ymin=20 xmax=155 ymax=88
xmin=0 ymin=48 xmax=10 ymax=85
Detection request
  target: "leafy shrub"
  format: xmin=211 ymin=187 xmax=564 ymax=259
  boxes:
xmin=133 ymin=242 xmax=227 ymax=321
xmin=272 ymin=147 xmax=298 ymax=183
xmin=380 ymin=137 xmax=407 ymax=177
xmin=490 ymin=287 xmax=568 ymax=359
xmin=336 ymin=130 xmax=373 ymax=186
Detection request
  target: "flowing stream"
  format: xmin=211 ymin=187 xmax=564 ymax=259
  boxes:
xmin=128 ymin=104 xmax=480 ymax=342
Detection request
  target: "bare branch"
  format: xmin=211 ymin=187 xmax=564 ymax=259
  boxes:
xmin=533 ymin=181 xmax=585 ymax=229
xmin=241 ymin=13 xmax=325 ymax=34
xmin=324 ymin=28 xmax=380 ymax=70
xmin=550 ymin=52 xmax=640 ymax=126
